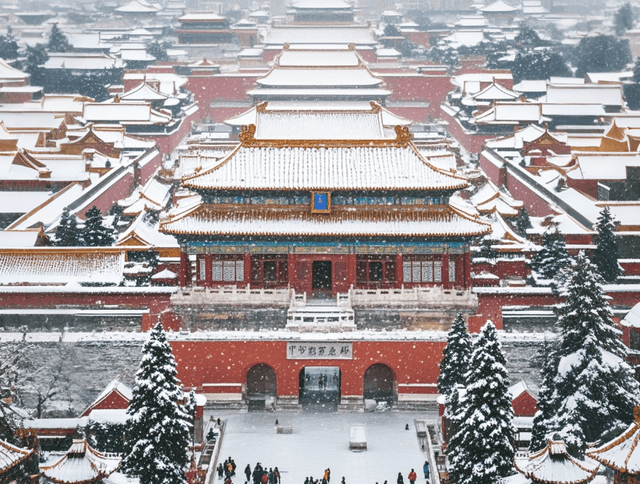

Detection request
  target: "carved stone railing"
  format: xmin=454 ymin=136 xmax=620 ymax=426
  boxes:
xmin=171 ymin=284 xmax=293 ymax=307
xmin=338 ymin=285 xmax=478 ymax=311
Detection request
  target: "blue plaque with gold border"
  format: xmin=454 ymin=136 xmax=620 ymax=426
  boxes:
xmin=311 ymin=192 xmax=331 ymax=213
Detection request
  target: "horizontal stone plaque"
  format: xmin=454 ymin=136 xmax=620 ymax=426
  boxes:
xmin=287 ymin=342 xmax=353 ymax=360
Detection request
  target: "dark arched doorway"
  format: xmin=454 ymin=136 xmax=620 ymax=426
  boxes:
xmin=363 ymin=364 xmax=395 ymax=406
xmin=246 ymin=364 xmax=277 ymax=411
xmin=299 ymin=367 xmax=341 ymax=411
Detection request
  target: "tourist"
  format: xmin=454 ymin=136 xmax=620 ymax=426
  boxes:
xmin=269 ymin=468 xmax=275 ymax=484
xmin=341 ymin=478 xmax=345 ymax=484
xmin=261 ymin=471 xmax=269 ymax=484
xmin=324 ymin=468 xmax=331 ymax=483
xmin=274 ymin=467 xmax=281 ymax=484
xmin=217 ymin=464 xmax=224 ymax=479
xmin=245 ymin=465 xmax=252 ymax=482
xmin=231 ymin=459 xmax=237 ymax=476
xmin=225 ymin=478 xmax=232 ymax=484
xmin=423 ymin=461 xmax=430 ymax=481
xmin=397 ymin=473 xmax=404 ymax=484
xmin=408 ymin=469 xmax=417 ymax=484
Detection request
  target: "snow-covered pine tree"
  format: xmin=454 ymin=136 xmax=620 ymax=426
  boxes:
xmin=529 ymin=338 xmax=560 ymax=453
xmin=593 ymin=207 xmax=622 ymax=283
xmin=550 ymin=252 xmax=640 ymax=456
xmin=529 ymin=227 xmax=570 ymax=285
xmin=47 ymin=24 xmax=71 ymax=53
xmin=122 ymin=322 xmax=192 ymax=484
xmin=447 ymin=321 xmax=515 ymax=484
xmin=55 ymin=208 xmax=81 ymax=246
xmin=438 ymin=314 xmax=471 ymax=398
xmin=83 ymin=206 xmax=115 ymax=246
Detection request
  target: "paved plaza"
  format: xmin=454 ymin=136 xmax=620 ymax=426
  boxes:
xmin=209 ymin=410 xmax=437 ymax=484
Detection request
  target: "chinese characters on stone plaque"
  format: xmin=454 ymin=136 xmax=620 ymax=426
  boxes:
xmin=286 ymin=342 xmax=353 ymax=359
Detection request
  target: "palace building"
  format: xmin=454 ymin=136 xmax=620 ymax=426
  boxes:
xmin=160 ymin=104 xmax=489 ymax=299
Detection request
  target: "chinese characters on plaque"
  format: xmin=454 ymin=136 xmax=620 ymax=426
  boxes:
xmin=287 ymin=342 xmax=353 ymax=360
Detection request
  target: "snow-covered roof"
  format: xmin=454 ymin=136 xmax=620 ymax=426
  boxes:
xmin=515 ymin=439 xmax=599 ymax=484
xmin=0 ymin=439 xmax=33 ymax=475
xmin=471 ymin=180 xmax=523 ymax=217
xmin=0 ymin=249 xmax=124 ymax=285
xmin=442 ymin=30 xmax=487 ymax=48
xmin=540 ymin=84 xmax=624 ymax=107
xmin=43 ymin=53 xmax=124 ymax=71
xmin=0 ymin=229 xmax=42 ymax=247
xmin=225 ymin=102 xmax=410 ymax=129
xmin=585 ymin=71 xmax=632 ymax=84
xmin=0 ymin=59 xmax=29 ymax=81
xmin=290 ymin=0 xmax=353 ymax=10
xmin=82 ymin=103 xmax=170 ymax=124
xmin=257 ymin=67 xmax=382 ymax=88
xmin=540 ymin=104 xmax=606 ymax=117
xmin=119 ymin=83 xmax=169 ymax=102
xmin=161 ymin=203 xmax=490 ymax=238
xmin=263 ymin=25 xmax=376 ymax=46
xmin=117 ymin=212 xmax=179 ymax=247
xmin=181 ymin=143 xmax=468 ymax=192
xmin=476 ymin=0 xmax=520 ymax=12
xmin=513 ymin=80 xmax=548 ymax=93
xmin=41 ymin=439 xmax=121 ymax=484
xmin=115 ymin=0 xmax=159 ymax=13
xmin=152 ymin=268 xmax=177 ymax=279
xmin=567 ymin=154 xmax=640 ymax=180
xmin=621 ymin=302 xmax=640 ymax=328
xmin=254 ymin=111 xmax=387 ymax=140
xmin=588 ymin=413 xmax=640 ymax=473
xmin=474 ymin=103 xmax=545 ymax=124
xmin=86 ymin=409 xmax=129 ymax=425
xmin=178 ymin=12 xmax=225 ymax=21
xmin=277 ymin=49 xmax=362 ymax=67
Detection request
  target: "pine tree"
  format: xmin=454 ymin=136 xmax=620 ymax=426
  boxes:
xmin=543 ymin=253 xmax=640 ymax=457
xmin=529 ymin=338 xmax=560 ymax=453
xmin=122 ymin=322 xmax=192 ymax=484
xmin=614 ymin=3 xmax=634 ymax=36
xmin=529 ymin=227 xmax=570 ymax=285
xmin=437 ymin=314 xmax=471 ymax=398
xmin=447 ymin=322 xmax=515 ymax=484
xmin=514 ymin=208 xmax=532 ymax=236
xmin=55 ymin=208 xmax=81 ymax=246
xmin=83 ymin=206 xmax=115 ymax=246
xmin=47 ymin=24 xmax=71 ymax=53
xmin=593 ymin=207 xmax=622 ymax=283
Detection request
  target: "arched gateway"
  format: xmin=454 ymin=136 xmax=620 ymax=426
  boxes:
xmin=363 ymin=363 xmax=396 ymax=405
xmin=246 ymin=364 xmax=277 ymax=411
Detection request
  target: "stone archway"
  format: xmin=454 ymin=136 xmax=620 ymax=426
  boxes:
xmin=246 ymin=364 xmax=277 ymax=411
xmin=363 ymin=363 xmax=395 ymax=405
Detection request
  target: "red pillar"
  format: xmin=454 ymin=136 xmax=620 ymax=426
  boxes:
xmin=205 ymin=254 xmax=212 ymax=287
xmin=179 ymin=251 xmax=188 ymax=287
xmin=243 ymin=253 xmax=251 ymax=287
xmin=442 ymin=252 xmax=449 ymax=289
xmin=395 ymin=253 xmax=403 ymax=288
xmin=464 ymin=252 xmax=471 ymax=289
xmin=347 ymin=254 xmax=357 ymax=288
xmin=288 ymin=253 xmax=296 ymax=288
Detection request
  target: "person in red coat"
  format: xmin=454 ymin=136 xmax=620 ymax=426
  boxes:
xmin=408 ymin=469 xmax=417 ymax=484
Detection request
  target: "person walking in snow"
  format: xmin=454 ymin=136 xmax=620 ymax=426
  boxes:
xmin=423 ymin=461 xmax=430 ymax=481
xmin=397 ymin=473 xmax=404 ymax=484
xmin=408 ymin=469 xmax=417 ymax=484
xmin=245 ymin=465 xmax=252 ymax=483
xmin=218 ymin=464 xmax=224 ymax=480
xmin=324 ymin=468 xmax=331 ymax=483
xmin=274 ymin=467 xmax=281 ymax=484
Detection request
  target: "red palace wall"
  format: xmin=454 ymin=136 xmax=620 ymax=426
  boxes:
xmin=472 ymin=258 xmax=529 ymax=280
xmin=512 ymin=391 xmax=538 ymax=417
xmin=380 ymin=74 xmax=452 ymax=119
xmin=76 ymin=170 xmax=134 ymax=219
xmin=144 ymin=110 xmax=199 ymax=156
xmin=440 ymin=110 xmax=492 ymax=154
xmin=171 ymin=339 xmax=446 ymax=398
xmin=186 ymin=74 xmax=259 ymax=120
xmin=80 ymin=391 xmax=129 ymax=417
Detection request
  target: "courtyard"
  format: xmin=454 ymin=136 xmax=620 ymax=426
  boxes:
xmin=209 ymin=410 xmax=437 ymax=484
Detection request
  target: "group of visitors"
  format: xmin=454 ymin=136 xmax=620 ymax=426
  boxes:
xmin=248 ymin=462 xmax=281 ymax=484
xmin=389 ymin=462 xmax=431 ymax=484
xmin=303 ymin=468 xmax=332 ymax=484
xmin=217 ymin=457 xmax=238 ymax=483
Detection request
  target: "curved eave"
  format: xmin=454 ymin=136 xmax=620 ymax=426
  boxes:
xmin=587 ymin=424 xmax=640 ymax=475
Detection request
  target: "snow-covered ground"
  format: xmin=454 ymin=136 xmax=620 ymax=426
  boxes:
xmin=210 ymin=410 xmax=436 ymax=484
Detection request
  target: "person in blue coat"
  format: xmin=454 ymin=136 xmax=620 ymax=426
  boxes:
xmin=423 ymin=461 xmax=430 ymax=481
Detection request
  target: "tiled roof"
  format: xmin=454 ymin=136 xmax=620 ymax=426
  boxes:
xmin=160 ymin=204 xmax=490 ymax=237
xmin=0 ymin=439 xmax=32 ymax=475
xmin=183 ymin=144 xmax=468 ymax=192
xmin=588 ymin=417 xmax=640 ymax=474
